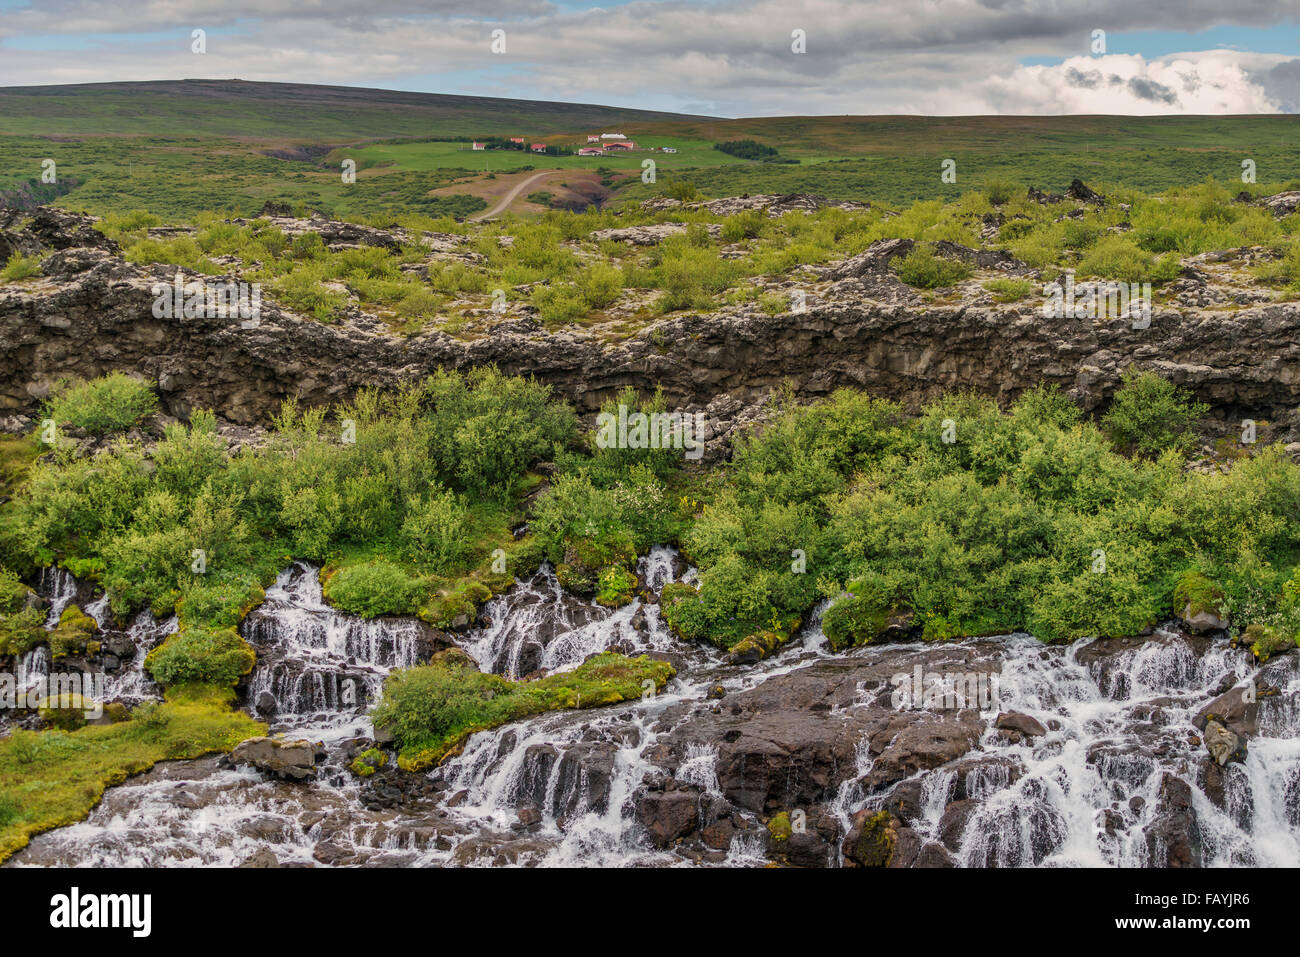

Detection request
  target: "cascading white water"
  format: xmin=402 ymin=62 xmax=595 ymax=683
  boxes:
xmin=243 ymin=562 xmax=429 ymax=734
xmin=462 ymin=547 xmax=710 ymax=678
xmin=10 ymin=550 xmax=1299 ymax=868
xmin=841 ymin=630 xmax=1299 ymax=867
xmin=38 ymin=566 xmax=77 ymax=627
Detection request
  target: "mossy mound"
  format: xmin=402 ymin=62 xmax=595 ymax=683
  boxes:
xmin=1173 ymin=571 xmax=1227 ymax=619
xmin=1244 ymin=623 xmax=1298 ymax=662
xmin=349 ymin=748 xmax=389 ymax=778
xmin=374 ymin=648 xmax=675 ymax=772
xmin=594 ymin=565 xmax=638 ymax=608
xmin=48 ymin=605 xmax=97 ymax=659
xmin=144 ymin=626 xmax=256 ymax=687
xmin=37 ymin=693 xmax=91 ymax=731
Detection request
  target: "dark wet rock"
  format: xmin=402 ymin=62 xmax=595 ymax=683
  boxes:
xmin=995 ymin=711 xmax=1047 ymax=738
xmin=860 ymin=710 xmax=983 ymax=793
xmin=634 ymin=788 xmax=701 ymax=848
xmin=238 ymin=848 xmax=281 ymax=868
xmin=937 ymin=798 xmax=979 ymax=851
xmin=1144 ymin=773 xmax=1202 ymax=867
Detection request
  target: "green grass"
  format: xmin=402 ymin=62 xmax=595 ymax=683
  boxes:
xmin=0 ymin=684 xmax=264 ymax=863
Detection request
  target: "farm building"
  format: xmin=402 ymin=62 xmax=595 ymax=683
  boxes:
xmin=587 ymin=134 xmax=601 ymax=143
xmin=510 ymin=137 xmax=525 ymax=144
xmin=605 ymin=141 xmax=635 ymax=150
xmin=577 ymin=147 xmax=605 ymax=156
xmin=530 ymin=143 xmax=547 ymax=152
xmin=661 ymin=147 xmax=678 ymax=153
xmin=600 ymin=132 xmax=626 ymax=139
xmin=471 ymin=142 xmax=485 ymax=150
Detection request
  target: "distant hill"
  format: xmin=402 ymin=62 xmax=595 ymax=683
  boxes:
xmin=0 ymin=79 xmax=714 ymax=142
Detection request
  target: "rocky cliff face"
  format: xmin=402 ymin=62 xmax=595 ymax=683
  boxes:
xmin=4 ymin=205 xmax=1299 ymax=441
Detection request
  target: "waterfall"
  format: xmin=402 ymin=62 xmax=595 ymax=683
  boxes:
xmin=241 ymin=562 xmax=430 ymax=733
xmin=9 ymin=551 xmax=1299 ymax=869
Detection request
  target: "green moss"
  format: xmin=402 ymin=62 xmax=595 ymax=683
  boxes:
xmin=594 ymin=565 xmax=637 ymax=608
xmin=421 ymin=578 xmax=491 ymax=630
xmin=0 ymin=684 xmax=264 ymax=863
xmin=349 ymin=747 xmax=389 ymax=777
xmin=767 ymin=811 xmax=792 ymax=843
xmin=846 ymin=810 xmax=897 ymax=868
xmin=374 ymin=649 xmax=675 ymax=771
xmin=48 ymin=604 xmax=97 ymax=659
xmin=1173 ymin=571 xmax=1226 ymax=619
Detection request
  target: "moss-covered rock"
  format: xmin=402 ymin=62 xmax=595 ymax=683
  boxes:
xmin=1173 ymin=571 xmax=1229 ymax=632
xmin=822 ymin=590 xmax=892 ymax=652
xmin=767 ymin=811 xmax=792 ymax=843
xmin=421 ymin=579 xmax=491 ymax=631
xmin=349 ymin=747 xmax=389 ymax=777
xmin=48 ymin=605 xmax=97 ymax=659
xmin=727 ymin=629 xmax=784 ymax=665
xmin=144 ymin=626 xmax=256 ymax=687
xmin=843 ymin=809 xmax=898 ymax=867
xmin=1245 ymin=623 xmax=1297 ymax=662
xmin=594 ymin=565 xmax=638 ymax=608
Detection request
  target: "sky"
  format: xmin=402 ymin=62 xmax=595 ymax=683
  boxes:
xmin=1 ymin=1 xmax=1299 ymax=117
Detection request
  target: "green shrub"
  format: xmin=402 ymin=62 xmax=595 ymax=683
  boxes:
xmin=1101 ymin=368 xmax=1208 ymax=458
xmin=373 ymin=648 xmax=674 ymax=769
xmin=400 ymin=488 xmax=470 ymax=572
xmin=894 ymin=245 xmax=972 ymax=289
xmin=983 ymin=278 xmax=1034 ymax=302
xmin=144 ymin=626 xmax=256 ymax=687
xmin=323 ymin=560 xmax=428 ymax=618
xmin=45 ymin=373 xmax=157 ymax=436
xmin=0 ymin=253 xmax=41 ymax=283
xmin=822 ymin=576 xmax=896 ymax=651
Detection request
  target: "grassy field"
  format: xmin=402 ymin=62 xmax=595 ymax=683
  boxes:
xmin=1 ymin=81 xmax=1299 ymax=219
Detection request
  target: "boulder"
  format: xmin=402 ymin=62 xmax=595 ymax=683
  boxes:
xmin=1202 ymin=719 xmax=1247 ymax=767
xmin=229 ymin=736 xmax=318 ymax=781
xmin=995 ymin=711 xmax=1047 ymax=738
xmin=633 ymin=788 xmax=700 ymax=848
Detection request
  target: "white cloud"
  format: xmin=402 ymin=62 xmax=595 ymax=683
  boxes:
xmin=0 ymin=1 xmax=1295 ymax=116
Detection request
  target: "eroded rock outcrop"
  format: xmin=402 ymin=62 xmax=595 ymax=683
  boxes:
xmin=4 ymin=205 xmax=1300 ymax=446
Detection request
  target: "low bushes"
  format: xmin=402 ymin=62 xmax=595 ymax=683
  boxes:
xmin=44 ymin=373 xmax=157 ymax=436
